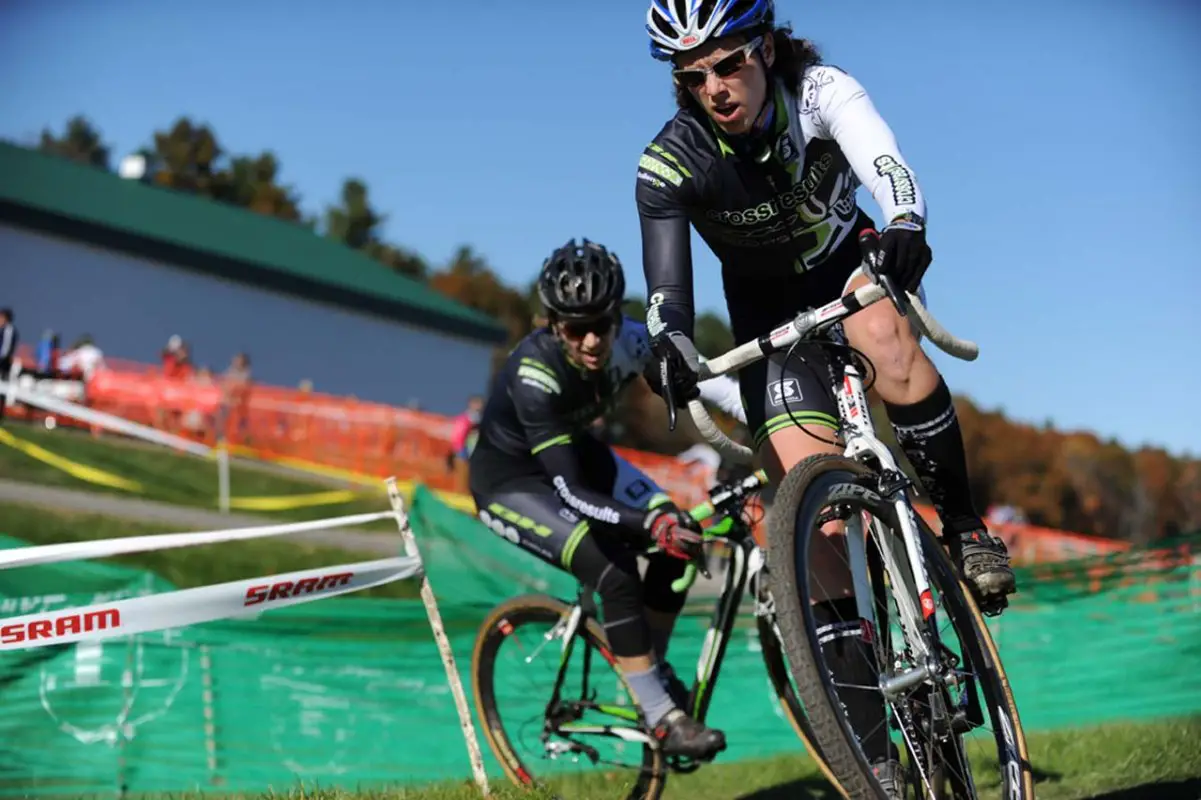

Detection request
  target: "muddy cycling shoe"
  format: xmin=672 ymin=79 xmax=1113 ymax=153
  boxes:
xmin=871 ymin=758 xmax=905 ymax=800
xmin=651 ymin=709 xmax=727 ymax=760
xmin=658 ymin=661 xmax=691 ymax=710
xmin=955 ymin=528 xmax=1016 ymax=616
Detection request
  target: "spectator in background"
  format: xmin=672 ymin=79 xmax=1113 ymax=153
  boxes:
xmin=448 ymin=395 xmax=484 ymax=492
xmin=0 ymin=307 xmax=16 ymax=422
xmin=35 ymin=330 xmax=61 ymax=378
xmin=162 ymin=334 xmax=182 ymax=371
xmin=219 ymin=352 xmax=253 ymax=442
xmin=57 ymin=335 xmax=107 ymax=381
xmin=182 ymin=366 xmax=217 ymax=438
xmin=162 ymin=335 xmax=193 ymax=380
xmin=451 ymin=395 xmax=484 ymax=459
xmin=157 ymin=336 xmax=193 ymax=432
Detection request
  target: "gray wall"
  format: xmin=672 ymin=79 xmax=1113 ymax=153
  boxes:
xmin=1 ymin=222 xmax=493 ymax=414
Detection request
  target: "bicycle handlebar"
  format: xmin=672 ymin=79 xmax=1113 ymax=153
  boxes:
xmin=685 ymin=242 xmax=980 ymax=465
xmin=665 ymin=469 xmax=768 ymax=593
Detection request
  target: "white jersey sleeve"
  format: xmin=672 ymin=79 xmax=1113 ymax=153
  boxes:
xmin=696 ymin=358 xmax=747 ymax=425
xmin=801 ymin=64 xmax=927 ymax=223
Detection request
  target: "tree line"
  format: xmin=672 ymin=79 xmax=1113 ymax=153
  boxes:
xmin=23 ymin=115 xmax=1201 ymax=544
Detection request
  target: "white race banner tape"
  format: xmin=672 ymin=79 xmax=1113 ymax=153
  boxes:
xmin=0 ymin=555 xmax=421 ymax=651
xmin=0 ymin=511 xmax=397 ymax=570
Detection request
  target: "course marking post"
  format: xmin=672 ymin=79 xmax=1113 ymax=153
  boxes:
xmin=386 ymin=477 xmax=492 ymax=798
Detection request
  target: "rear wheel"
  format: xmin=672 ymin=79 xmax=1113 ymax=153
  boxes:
xmin=471 ymin=593 xmax=667 ymax=800
xmin=764 ymin=454 xmax=1034 ymax=799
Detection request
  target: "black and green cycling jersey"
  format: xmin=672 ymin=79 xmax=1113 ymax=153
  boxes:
xmin=469 ymin=316 xmax=741 ymax=531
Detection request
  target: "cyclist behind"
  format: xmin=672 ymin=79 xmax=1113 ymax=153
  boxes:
xmin=468 ymin=238 xmax=742 ymax=760
xmin=636 ymin=0 xmax=1016 ymax=790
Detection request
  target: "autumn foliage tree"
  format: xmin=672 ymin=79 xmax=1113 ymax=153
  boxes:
xmin=38 ymin=115 xmax=111 ymax=170
xmin=24 ymin=113 xmax=1201 ymax=545
xmin=429 ymin=246 xmax=536 ymax=371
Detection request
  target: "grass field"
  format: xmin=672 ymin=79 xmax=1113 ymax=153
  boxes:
xmin=92 ymin=717 xmax=1199 ymax=799
xmin=0 ymin=499 xmax=419 ymax=599
xmin=0 ymin=423 xmax=397 ymax=524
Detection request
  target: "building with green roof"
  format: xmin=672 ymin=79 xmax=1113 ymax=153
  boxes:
xmin=0 ymin=142 xmax=506 ymax=412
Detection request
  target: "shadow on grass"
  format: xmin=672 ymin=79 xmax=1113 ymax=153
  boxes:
xmin=735 ymin=777 xmax=843 ymax=800
xmin=1087 ymin=778 xmax=1201 ymax=800
xmin=734 ymin=760 xmax=1200 ymax=800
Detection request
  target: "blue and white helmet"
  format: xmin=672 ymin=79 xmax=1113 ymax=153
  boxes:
xmin=646 ymin=0 xmax=774 ymax=62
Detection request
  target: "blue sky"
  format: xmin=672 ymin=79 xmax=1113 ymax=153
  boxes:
xmin=3 ymin=1 xmax=1199 ymax=456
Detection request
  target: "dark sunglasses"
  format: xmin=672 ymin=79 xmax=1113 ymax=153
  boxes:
xmin=561 ymin=315 xmax=616 ymax=338
xmin=672 ymin=36 xmax=763 ymax=90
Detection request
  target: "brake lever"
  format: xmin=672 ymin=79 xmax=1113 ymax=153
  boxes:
xmin=878 ymin=273 xmax=909 ymax=319
xmin=660 ymin=356 xmax=678 ymax=432
xmin=857 ymin=228 xmax=908 ymax=318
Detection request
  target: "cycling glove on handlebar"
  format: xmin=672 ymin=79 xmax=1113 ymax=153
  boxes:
xmin=878 ymin=212 xmax=933 ymax=293
xmin=643 ymin=505 xmax=704 ymax=561
xmin=645 ymin=330 xmax=701 ymax=408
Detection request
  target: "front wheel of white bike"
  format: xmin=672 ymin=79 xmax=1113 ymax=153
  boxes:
xmin=764 ymin=454 xmax=1035 ymax=800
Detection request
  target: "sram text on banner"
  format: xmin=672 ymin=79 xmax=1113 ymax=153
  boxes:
xmin=0 ymin=607 xmax=120 ymax=645
xmin=244 ymin=571 xmax=355 ymax=606
xmin=0 ymin=556 xmax=420 ymax=651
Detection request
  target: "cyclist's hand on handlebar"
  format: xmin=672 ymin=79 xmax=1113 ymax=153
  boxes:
xmin=876 ymin=212 xmax=933 ymax=293
xmin=646 ymin=330 xmax=700 ymax=408
xmin=643 ymin=505 xmax=705 ymax=562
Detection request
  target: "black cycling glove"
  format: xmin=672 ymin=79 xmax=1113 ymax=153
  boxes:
xmin=645 ymin=329 xmax=700 ymax=408
xmin=878 ymin=212 xmax=933 ymax=293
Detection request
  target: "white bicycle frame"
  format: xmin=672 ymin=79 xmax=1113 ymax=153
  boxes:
xmin=684 ymin=278 xmax=981 ymax=692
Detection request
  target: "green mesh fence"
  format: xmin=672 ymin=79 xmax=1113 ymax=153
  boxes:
xmin=1 ymin=487 xmax=1199 ymax=797
xmin=986 ymin=537 xmax=1201 ymax=730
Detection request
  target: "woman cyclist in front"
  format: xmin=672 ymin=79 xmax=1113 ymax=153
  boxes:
xmin=634 ymin=1 xmax=1015 ymax=792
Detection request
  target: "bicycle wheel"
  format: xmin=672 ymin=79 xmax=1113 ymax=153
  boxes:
xmin=755 ymin=597 xmax=850 ymax=799
xmin=471 ymin=593 xmax=667 ymax=800
xmin=765 ymin=454 xmax=1034 ymax=800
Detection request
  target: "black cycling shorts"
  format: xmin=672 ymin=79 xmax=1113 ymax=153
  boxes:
xmin=723 ymin=226 xmax=931 ymax=449
xmin=468 ymin=434 xmax=690 ymax=615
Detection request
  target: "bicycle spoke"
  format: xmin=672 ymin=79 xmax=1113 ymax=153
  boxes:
xmin=770 ymin=458 xmax=1032 ymax=799
xmin=474 ymin=599 xmax=665 ymax=799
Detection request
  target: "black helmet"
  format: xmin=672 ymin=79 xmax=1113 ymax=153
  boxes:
xmin=537 ymin=238 xmax=626 ymax=321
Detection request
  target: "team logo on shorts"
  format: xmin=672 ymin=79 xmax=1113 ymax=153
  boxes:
xmin=768 ymin=379 xmax=802 ymax=407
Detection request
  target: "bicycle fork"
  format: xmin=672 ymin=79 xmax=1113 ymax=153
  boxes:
xmin=836 ymin=364 xmax=946 ymax=688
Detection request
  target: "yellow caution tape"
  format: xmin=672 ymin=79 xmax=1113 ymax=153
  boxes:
xmin=223 ymin=445 xmax=382 ymax=487
xmin=227 ymin=489 xmax=365 ymax=512
xmin=222 ymin=445 xmax=478 ymax=514
xmin=0 ymin=428 xmax=144 ymax=493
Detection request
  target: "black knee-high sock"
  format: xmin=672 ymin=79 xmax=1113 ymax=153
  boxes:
xmin=812 ymin=598 xmax=892 ymax=763
xmin=884 ymin=376 xmax=984 ymax=536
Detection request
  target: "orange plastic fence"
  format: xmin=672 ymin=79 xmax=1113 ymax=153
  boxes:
xmin=3 ymin=345 xmax=1131 ymax=564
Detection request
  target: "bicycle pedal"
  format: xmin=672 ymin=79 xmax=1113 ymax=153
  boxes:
xmin=667 ymin=754 xmax=702 ymax=774
xmin=979 ymin=598 xmax=1008 ymax=617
